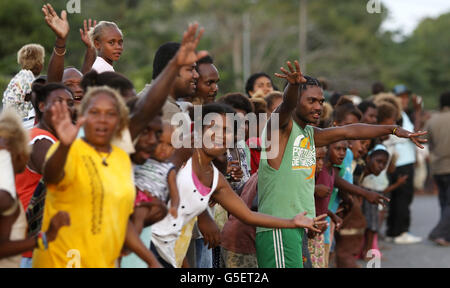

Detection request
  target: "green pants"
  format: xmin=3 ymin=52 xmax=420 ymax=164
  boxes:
xmin=256 ymin=228 xmax=305 ymax=268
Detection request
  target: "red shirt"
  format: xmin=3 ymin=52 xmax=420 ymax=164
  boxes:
xmin=314 ymin=167 xmax=335 ymax=216
xmin=15 ymin=128 xmax=57 ymax=210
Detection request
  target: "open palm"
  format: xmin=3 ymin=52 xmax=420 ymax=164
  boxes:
xmin=175 ymin=23 xmax=208 ymax=66
xmin=294 ymin=212 xmax=328 ymax=233
xmin=275 ymin=60 xmax=307 ymax=85
xmin=42 ymin=4 xmax=69 ymax=40
xmin=80 ymin=19 xmax=97 ymax=48
xmin=50 ymin=102 xmax=84 ymax=147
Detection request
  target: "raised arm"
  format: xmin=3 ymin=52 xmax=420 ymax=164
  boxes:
xmin=80 ymin=19 xmax=97 ymax=74
xmin=42 ymin=4 xmax=69 ymax=83
xmin=313 ymin=124 xmax=427 ymax=148
xmin=212 ymin=173 xmax=326 ymax=232
xmin=42 ymin=101 xmax=84 ymax=184
xmin=128 ymin=23 xmax=208 ymax=140
xmin=270 ymin=60 xmax=306 ymax=131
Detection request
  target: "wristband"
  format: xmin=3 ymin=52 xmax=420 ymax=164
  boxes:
xmin=36 ymin=232 xmax=46 ymax=250
xmin=42 ymin=232 xmax=49 ymax=249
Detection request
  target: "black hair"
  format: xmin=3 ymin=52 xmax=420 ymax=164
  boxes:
xmin=245 ymin=72 xmax=274 ymax=97
xmin=440 ymin=91 xmax=450 ymax=109
xmin=81 ymin=70 xmax=134 ymax=97
xmin=333 ymin=96 xmax=362 ymax=124
xmin=32 ymin=83 xmax=72 ymax=120
xmin=218 ymin=92 xmax=254 ymax=114
xmin=152 ymin=42 xmax=180 ymax=80
xmin=191 ymin=102 xmax=236 ymax=130
xmin=376 ymin=101 xmax=398 ymax=123
xmin=197 ymin=55 xmax=214 ymax=66
xmin=372 ymin=82 xmax=385 ymax=95
xmin=299 ymin=75 xmax=322 ymax=96
xmin=281 ymin=75 xmax=322 ymax=97
xmin=358 ymin=100 xmax=377 ymax=114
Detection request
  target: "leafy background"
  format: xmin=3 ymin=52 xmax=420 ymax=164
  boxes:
xmin=1 ymin=0 xmax=449 ymax=109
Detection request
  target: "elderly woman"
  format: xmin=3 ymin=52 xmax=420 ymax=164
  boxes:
xmin=33 ymin=86 xmax=160 ymax=268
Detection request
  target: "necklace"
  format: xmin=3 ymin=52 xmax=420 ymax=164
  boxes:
xmin=97 ymin=150 xmax=111 ymax=167
xmin=83 ymin=138 xmax=112 ymax=167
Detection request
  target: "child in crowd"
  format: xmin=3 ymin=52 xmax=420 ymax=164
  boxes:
xmin=360 ymin=147 xmax=408 ymax=259
xmin=309 ymin=145 xmax=343 ymax=268
xmin=150 ymin=103 xmax=326 ymax=268
xmin=133 ymin=121 xmax=179 ymax=232
xmin=121 ymin=117 xmax=171 ymax=268
xmin=89 ymin=21 xmax=124 ymax=73
xmin=2 ymin=44 xmax=45 ymax=118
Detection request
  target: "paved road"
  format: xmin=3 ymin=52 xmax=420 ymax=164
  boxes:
xmin=360 ymin=195 xmax=450 ymax=268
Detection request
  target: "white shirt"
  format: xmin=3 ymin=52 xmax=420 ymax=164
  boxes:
xmin=92 ymin=56 xmax=114 ymax=73
xmin=151 ymin=158 xmax=219 ymax=267
xmin=388 ymin=112 xmax=416 ymax=167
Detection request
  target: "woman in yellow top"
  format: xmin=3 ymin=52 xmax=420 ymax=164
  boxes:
xmin=32 ymin=86 xmax=161 ymax=268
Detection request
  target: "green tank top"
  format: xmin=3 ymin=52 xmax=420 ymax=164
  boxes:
xmin=257 ymin=121 xmax=316 ymax=233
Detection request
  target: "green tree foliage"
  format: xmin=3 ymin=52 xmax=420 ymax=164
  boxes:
xmin=0 ymin=0 xmax=448 ymax=109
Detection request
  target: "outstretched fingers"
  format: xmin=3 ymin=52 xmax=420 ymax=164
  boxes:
xmin=46 ymin=3 xmax=57 ymax=17
xmin=409 ymin=131 xmax=428 ymax=149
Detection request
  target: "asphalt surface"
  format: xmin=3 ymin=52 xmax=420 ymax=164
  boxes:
xmin=360 ymin=195 xmax=450 ymax=268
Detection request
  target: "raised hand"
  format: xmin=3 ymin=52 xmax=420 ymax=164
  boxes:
xmin=50 ymin=101 xmax=85 ymax=147
xmin=274 ymin=60 xmax=307 ymax=85
xmin=394 ymin=127 xmax=428 ymax=149
xmin=175 ymin=23 xmax=208 ymax=67
xmin=293 ymin=212 xmax=328 ymax=233
xmin=46 ymin=211 xmax=71 ymax=242
xmin=42 ymin=4 xmax=69 ymax=40
xmin=80 ymin=19 xmax=97 ymax=48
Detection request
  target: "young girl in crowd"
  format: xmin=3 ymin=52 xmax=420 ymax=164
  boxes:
xmin=14 ymin=83 xmax=75 ymax=268
xmin=33 ymin=86 xmax=160 ymax=268
xmin=89 ymin=21 xmax=124 ymax=73
xmin=150 ymin=103 xmax=327 ymax=268
xmin=360 ymin=144 xmax=408 ymax=259
xmin=2 ymin=44 xmax=45 ymax=119
xmin=0 ymin=110 xmax=69 ymax=267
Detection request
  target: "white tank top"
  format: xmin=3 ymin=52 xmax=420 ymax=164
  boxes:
xmin=151 ymin=158 xmax=219 ymax=267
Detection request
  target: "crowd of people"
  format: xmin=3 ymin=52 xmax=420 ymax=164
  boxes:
xmin=0 ymin=4 xmax=448 ymax=268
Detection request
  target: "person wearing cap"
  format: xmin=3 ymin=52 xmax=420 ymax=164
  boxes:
xmin=360 ymin=144 xmax=409 ymax=256
xmin=425 ymin=91 xmax=450 ymax=246
xmin=384 ymin=84 xmax=423 ymax=244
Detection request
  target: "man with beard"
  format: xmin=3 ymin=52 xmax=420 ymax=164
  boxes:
xmin=256 ymin=60 xmax=427 ymax=268
xmin=138 ymin=42 xmax=201 ymax=122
